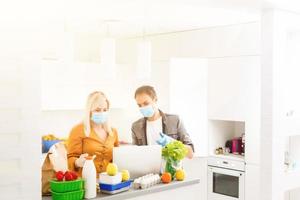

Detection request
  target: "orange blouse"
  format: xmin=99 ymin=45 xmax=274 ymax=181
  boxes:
xmin=67 ymin=123 xmax=119 ymax=177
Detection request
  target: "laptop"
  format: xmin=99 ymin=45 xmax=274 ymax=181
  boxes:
xmin=113 ymin=145 xmax=162 ymax=178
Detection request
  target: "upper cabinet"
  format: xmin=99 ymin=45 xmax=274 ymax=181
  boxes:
xmin=41 ymin=60 xmax=132 ymax=110
xmin=281 ymin=28 xmax=300 ymax=136
xmin=169 ymin=58 xmax=208 ymax=157
xmin=207 ymin=56 xmax=261 ymax=121
xmin=207 ymin=56 xmax=261 ymax=165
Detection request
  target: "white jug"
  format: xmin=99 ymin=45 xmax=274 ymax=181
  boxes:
xmin=82 ymin=156 xmax=97 ymax=199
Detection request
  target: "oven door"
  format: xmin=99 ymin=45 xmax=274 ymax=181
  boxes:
xmin=208 ymin=166 xmax=245 ymax=200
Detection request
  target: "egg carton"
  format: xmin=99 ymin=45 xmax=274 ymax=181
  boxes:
xmin=133 ymin=173 xmax=161 ymax=189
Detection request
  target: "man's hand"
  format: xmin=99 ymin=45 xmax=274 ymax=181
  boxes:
xmin=185 ymin=145 xmax=194 ymax=159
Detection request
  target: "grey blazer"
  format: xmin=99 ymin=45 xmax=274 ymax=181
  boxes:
xmin=131 ymin=110 xmax=194 ymax=151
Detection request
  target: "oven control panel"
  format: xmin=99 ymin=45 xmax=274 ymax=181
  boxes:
xmin=207 ymin=157 xmax=245 ymax=171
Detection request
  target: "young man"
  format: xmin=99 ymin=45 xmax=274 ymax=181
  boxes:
xmin=131 ymin=85 xmax=194 ymax=159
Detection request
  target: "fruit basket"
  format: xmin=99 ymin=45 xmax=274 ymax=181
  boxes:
xmin=51 ymin=189 xmax=84 ymax=200
xmin=50 ymin=179 xmax=84 ymax=193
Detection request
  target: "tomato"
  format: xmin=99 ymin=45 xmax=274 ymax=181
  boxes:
xmin=55 ymin=171 xmax=64 ymax=181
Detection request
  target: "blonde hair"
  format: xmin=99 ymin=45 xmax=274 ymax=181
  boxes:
xmin=83 ymin=91 xmax=112 ymax=137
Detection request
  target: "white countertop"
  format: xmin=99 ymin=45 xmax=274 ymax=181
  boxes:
xmin=42 ymin=177 xmax=200 ymax=200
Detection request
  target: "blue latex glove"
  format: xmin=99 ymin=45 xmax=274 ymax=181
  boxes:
xmin=156 ymin=132 xmax=174 ymax=147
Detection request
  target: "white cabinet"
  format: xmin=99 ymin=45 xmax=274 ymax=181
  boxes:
xmin=245 ymin=117 xmax=260 ymax=165
xmin=208 ymin=56 xmax=260 ymax=121
xmin=245 ymin=164 xmax=260 ymax=200
xmin=208 ymin=56 xmax=261 ymax=164
xmin=169 ymin=58 xmax=208 ymax=157
xmin=281 ymin=29 xmax=300 ymax=136
xmin=41 ymin=60 xmax=129 ymax=110
xmin=288 ymin=188 xmax=300 ymax=200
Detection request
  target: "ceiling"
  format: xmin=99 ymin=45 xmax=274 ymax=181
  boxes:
xmin=62 ymin=0 xmax=262 ymax=37
xmin=2 ymin=0 xmax=300 ymax=35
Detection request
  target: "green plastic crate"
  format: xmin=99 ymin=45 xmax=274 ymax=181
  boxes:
xmin=50 ymin=179 xmax=84 ymax=193
xmin=51 ymin=189 xmax=84 ymax=200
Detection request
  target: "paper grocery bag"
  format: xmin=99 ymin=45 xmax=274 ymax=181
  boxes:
xmin=49 ymin=142 xmax=68 ymax=172
xmin=41 ymin=142 xmax=68 ymax=196
xmin=41 ymin=153 xmax=55 ymax=195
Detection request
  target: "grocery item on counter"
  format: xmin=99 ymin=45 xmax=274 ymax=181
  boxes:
xmin=99 ymin=172 xmax=122 ymax=185
xmin=133 ymin=173 xmax=161 ymax=189
xmin=175 ymin=169 xmax=185 ymax=181
xmin=51 ymin=190 xmax=84 ymax=200
xmin=106 ymin=163 xmax=118 ymax=176
xmin=42 ymin=134 xmax=59 ymax=141
xmin=161 ymin=172 xmax=172 ymax=184
xmin=99 ymin=164 xmax=132 ymax=195
xmin=50 ymin=179 xmax=83 ymax=193
xmin=42 ymin=134 xmax=66 ymax=153
xmin=50 ymin=171 xmax=84 ymax=200
xmin=162 ymin=140 xmax=187 ymax=178
xmin=121 ymin=169 xmax=130 ymax=181
xmin=99 ymin=180 xmax=132 ymax=194
xmin=100 ymin=185 xmax=131 ymax=195
xmin=224 ymin=147 xmax=231 ymax=155
xmin=82 ymin=156 xmax=97 ymax=199
xmin=215 ymin=147 xmax=224 ymax=155
xmin=56 ymin=171 xmax=64 ymax=181
xmin=55 ymin=171 xmax=78 ymax=182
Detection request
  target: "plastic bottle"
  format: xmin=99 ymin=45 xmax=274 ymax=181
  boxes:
xmin=82 ymin=155 xmax=97 ymax=199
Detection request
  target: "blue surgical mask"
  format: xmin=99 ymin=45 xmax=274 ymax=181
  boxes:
xmin=91 ymin=112 xmax=108 ymax=124
xmin=139 ymin=105 xmax=155 ymax=118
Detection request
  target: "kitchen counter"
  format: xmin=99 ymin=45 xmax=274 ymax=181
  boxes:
xmin=42 ymin=177 xmax=200 ymax=200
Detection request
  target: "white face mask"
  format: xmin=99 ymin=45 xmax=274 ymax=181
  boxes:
xmin=139 ymin=104 xmax=155 ymax=118
xmin=91 ymin=111 xmax=108 ymax=124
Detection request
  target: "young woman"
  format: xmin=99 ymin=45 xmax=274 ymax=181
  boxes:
xmin=67 ymin=91 xmax=119 ymax=176
xmin=131 ymin=85 xmax=194 ymax=159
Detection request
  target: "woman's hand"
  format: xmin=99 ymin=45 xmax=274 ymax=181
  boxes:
xmin=75 ymin=153 xmax=88 ymax=168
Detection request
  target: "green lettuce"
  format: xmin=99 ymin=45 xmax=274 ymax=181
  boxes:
xmin=162 ymin=140 xmax=188 ymax=161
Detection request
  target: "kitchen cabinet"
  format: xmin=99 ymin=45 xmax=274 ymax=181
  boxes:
xmin=207 ymin=56 xmax=261 ymax=165
xmin=245 ymin=116 xmax=260 ymax=165
xmin=41 ymin=60 xmax=131 ymax=110
xmin=245 ymin=164 xmax=260 ymax=200
xmin=208 ymin=56 xmax=260 ymax=121
xmin=280 ymin=29 xmax=300 ymax=136
xmin=169 ymin=58 xmax=208 ymax=157
xmin=288 ymin=188 xmax=300 ymax=200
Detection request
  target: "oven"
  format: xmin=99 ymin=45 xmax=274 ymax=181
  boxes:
xmin=207 ymin=157 xmax=245 ymax=200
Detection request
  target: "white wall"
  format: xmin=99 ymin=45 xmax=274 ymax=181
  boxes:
xmin=40 ymin=22 xmax=260 ymax=143
xmin=40 ymin=108 xmax=140 ymax=142
xmin=261 ymin=8 xmax=300 ymax=200
xmin=0 ymin=57 xmax=41 ymax=199
xmin=39 ymin=22 xmax=260 ymax=200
